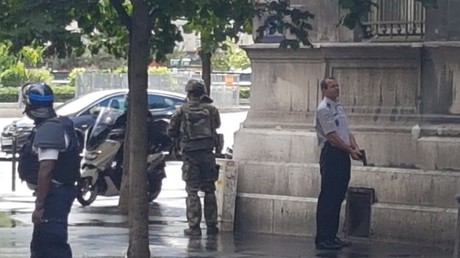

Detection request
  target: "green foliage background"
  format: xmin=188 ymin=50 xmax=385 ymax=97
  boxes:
xmin=0 ymin=64 xmax=53 ymax=87
xmin=239 ymin=87 xmax=250 ymax=99
xmin=0 ymin=85 xmax=75 ymax=102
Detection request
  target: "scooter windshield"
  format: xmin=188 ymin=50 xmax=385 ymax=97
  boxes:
xmin=88 ymin=107 xmax=124 ymax=146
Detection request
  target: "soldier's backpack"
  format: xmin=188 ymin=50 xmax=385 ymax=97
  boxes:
xmin=183 ymin=105 xmax=214 ymax=141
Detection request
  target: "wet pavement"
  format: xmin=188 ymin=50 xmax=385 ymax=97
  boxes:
xmin=0 ymin=202 xmax=454 ymax=258
xmin=0 ymin=199 xmax=453 ymax=258
xmin=0 ymin=185 xmax=452 ymax=258
xmin=0 ymin=162 xmax=453 ymax=258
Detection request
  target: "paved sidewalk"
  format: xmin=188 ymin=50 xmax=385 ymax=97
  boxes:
xmin=0 ymin=193 xmax=453 ymax=258
xmin=0 ymin=161 xmax=453 ymax=258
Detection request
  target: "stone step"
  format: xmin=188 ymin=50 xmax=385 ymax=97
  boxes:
xmin=234 ymin=127 xmax=460 ymax=171
xmin=235 ymin=192 xmax=457 ymax=248
xmin=234 ymin=128 xmax=319 ymax=164
xmin=237 ymin=161 xmax=460 ymax=209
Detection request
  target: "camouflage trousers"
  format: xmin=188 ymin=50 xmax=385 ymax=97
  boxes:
xmin=182 ymin=150 xmax=218 ymax=229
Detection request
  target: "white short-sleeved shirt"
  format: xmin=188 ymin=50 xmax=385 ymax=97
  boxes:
xmin=36 ymin=133 xmax=69 ymax=161
xmin=314 ymin=97 xmax=351 ymax=149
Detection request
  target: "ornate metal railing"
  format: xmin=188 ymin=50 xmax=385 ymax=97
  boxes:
xmin=362 ymin=0 xmax=425 ymax=40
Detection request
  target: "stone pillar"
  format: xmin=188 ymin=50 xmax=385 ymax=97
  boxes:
xmin=234 ymin=0 xmax=460 ymax=249
xmin=234 ymin=43 xmax=460 ymax=248
xmin=425 ymin=0 xmax=460 ymax=41
xmin=300 ymin=0 xmax=355 ymax=42
xmin=252 ymin=0 xmax=354 ymax=44
xmin=421 ymin=45 xmax=460 ymax=116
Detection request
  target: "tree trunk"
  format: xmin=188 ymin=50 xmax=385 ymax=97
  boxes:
xmin=126 ymin=1 xmax=150 ymax=257
xmin=199 ymin=50 xmax=212 ymax=95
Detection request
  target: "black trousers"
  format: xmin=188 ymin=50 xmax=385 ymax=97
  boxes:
xmin=315 ymin=142 xmax=351 ymax=244
xmin=31 ymin=185 xmax=76 ymax=258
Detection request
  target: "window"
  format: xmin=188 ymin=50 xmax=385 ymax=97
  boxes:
xmin=79 ymin=94 xmax=126 ymax=115
xmin=363 ymin=0 xmax=425 ymax=39
xmin=98 ymin=95 xmax=126 ymax=111
xmin=148 ymin=95 xmax=175 ymax=109
xmin=56 ymin=91 xmax=114 ymax=116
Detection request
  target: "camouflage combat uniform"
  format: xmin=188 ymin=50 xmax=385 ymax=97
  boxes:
xmin=167 ymin=80 xmax=221 ymax=236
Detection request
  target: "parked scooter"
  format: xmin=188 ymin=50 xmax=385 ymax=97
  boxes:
xmin=76 ymin=107 xmax=168 ymax=206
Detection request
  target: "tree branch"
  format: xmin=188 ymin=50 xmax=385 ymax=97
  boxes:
xmin=109 ymin=0 xmax=132 ymax=31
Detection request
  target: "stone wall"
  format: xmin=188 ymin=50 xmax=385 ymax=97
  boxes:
xmin=233 ymin=43 xmax=460 ymax=247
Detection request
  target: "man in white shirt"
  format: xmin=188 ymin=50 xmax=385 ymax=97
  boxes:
xmin=314 ymin=77 xmax=362 ymax=251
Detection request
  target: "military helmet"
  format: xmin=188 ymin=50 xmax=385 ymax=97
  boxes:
xmin=185 ymin=79 xmax=206 ymax=94
xmin=21 ymin=82 xmax=56 ymax=120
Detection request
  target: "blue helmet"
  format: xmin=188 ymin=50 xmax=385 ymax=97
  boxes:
xmin=22 ymin=82 xmax=56 ymax=121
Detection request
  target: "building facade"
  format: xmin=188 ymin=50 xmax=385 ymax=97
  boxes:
xmin=233 ymin=0 xmax=460 ymax=247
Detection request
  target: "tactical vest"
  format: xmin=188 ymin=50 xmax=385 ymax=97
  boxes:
xmin=18 ymin=117 xmax=80 ymax=186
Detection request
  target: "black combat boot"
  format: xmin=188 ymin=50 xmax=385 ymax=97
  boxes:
xmin=184 ymin=226 xmax=202 ymax=236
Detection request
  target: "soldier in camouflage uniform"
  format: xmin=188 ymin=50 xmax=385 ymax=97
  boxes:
xmin=167 ymin=79 xmax=221 ymax=236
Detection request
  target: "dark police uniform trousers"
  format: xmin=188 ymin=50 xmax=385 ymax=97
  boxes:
xmin=31 ymin=184 xmax=77 ymax=258
xmin=315 ymin=141 xmax=351 ymax=244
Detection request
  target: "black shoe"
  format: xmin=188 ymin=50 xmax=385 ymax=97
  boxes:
xmin=315 ymin=241 xmax=343 ymax=250
xmin=334 ymin=237 xmax=351 ymax=247
xmin=184 ymin=227 xmax=202 ymax=236
xmin=207 ymin=226 xmax=219 ymax=235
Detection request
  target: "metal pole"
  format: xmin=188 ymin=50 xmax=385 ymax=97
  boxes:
xmin=11 ymin=121 xmax=17 ymax=192
xmin=454 ymin=194 xmax=460 ymax=258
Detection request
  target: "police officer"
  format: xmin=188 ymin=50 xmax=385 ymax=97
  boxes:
xmin=18 ymin=82 xmax=80 ymax=258
xmin=167 ymin=79 xmax=221 ymax=236
xmin=314 ymin=77 xmax=362 ymax=250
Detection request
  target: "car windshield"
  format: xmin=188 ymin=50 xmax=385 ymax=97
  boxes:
xmin=55 ymin=91 xmax=113 ymax=116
